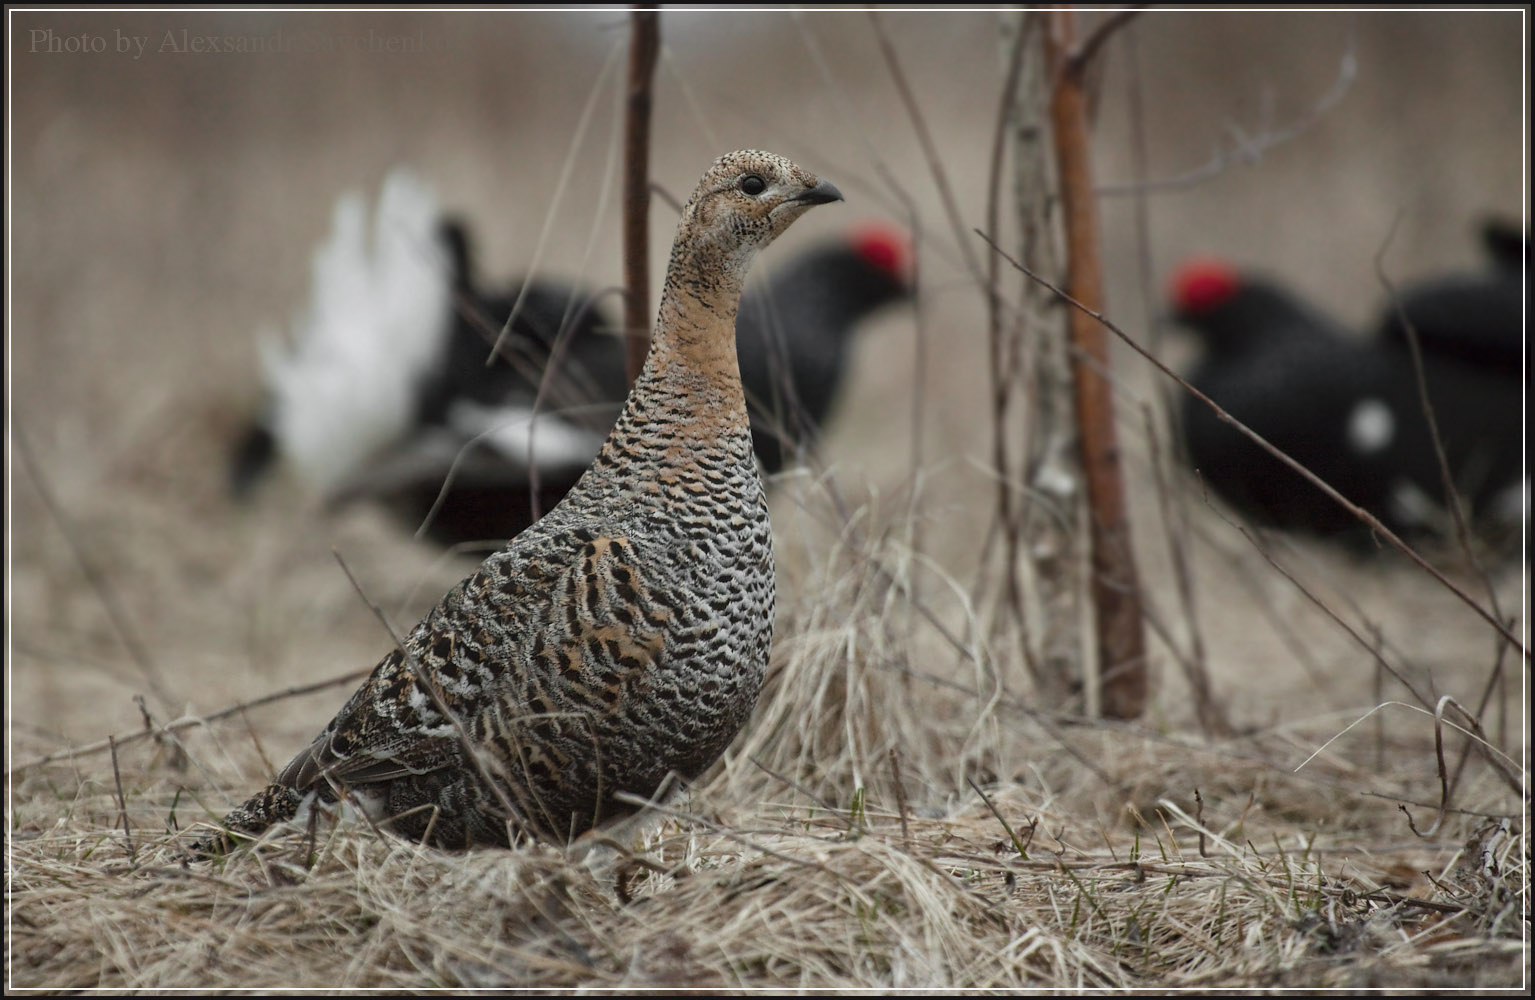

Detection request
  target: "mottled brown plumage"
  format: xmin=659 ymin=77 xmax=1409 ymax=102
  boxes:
xmin=201 ymin=151 xmax=842 ymax=851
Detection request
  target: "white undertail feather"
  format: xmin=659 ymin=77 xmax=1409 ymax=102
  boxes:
xmin=260 ymin=170 xmax=453 ymax=494
xmin=446 ymin=400 xmax=607 ymax=473
xmin=1345 ymin=397 xmax=1395 ymax=454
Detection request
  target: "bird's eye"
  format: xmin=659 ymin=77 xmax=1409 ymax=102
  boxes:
xmin=739 ymin=174 xmax=767 ymax=196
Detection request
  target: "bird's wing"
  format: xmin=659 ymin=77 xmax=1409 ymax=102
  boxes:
xmin=275 ymin=645 xmax=469 ymax=793
xmin=274 ymin=518 xmax=665 ymax=795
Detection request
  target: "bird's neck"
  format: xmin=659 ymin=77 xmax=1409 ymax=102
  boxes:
xmin=633 ymin=244 xmax=753 ymax=436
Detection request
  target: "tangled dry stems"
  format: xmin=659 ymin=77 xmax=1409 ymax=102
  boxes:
xmin=10 ymin=747 xmax=1525 ymax=990
xmin=9 ymin=488 xmax=1527 ymax=990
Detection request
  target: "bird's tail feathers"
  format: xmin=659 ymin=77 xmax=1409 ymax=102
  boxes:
xmin=260 ymin=170 xmax=454 ymax=494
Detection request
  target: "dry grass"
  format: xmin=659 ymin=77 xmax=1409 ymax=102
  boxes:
xmin=9 ymin=715 xmax=1526 ymax=989
xmin=10 ymin=472 xmax=1528 ymax=990
xmin=8 ymin=9 xmax=1529 ymax=993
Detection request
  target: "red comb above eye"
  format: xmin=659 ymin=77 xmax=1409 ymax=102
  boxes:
xmin=852 ymin=223 xmax=911 ymax=280
xmin=1171 ymin=258 xmax=1240 ymax=314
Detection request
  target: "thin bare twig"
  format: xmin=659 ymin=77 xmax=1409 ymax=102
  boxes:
xmin=1373 ymin=221 xmax=1492 ymax=586
xmin=611 ymin=791 xmax=846 ymax=880
xmin=1097 ymin=31 xmax=1357 ymax=196
xmin=868 ymin=11 xmax=983 ymax=285
xmin=1067 ymin=7 xmax=1145 ymax=76
xmin=938 ymin=849 xmax=1472 ymax=917
xmin=967 ymin=775 xmax=1034 ymax=860
xmin=487 ymin=40 xmax=624 ymax=369
xmin=527 ymin=107 xmax=626 ymax=525
xmin=984 ymin=11 xmax=1038 ymax=678
xmin=888 ymin=748 xmax=912 ymax=851
xmin=1182 ymin=512 xmax=1334 ymax=694
xmin=1401 ymin=696 xmax=1464 ymax=840
xmin=749 ymin=755 xmax=844 ymax=822
xmin=622 ymin=8 xmax=660 ymax=385
xmin=1194 ymin=788 xmax=1207 ymax=859
xmin=1142 ymin=406 xmax=1224 ymax=735
xmin=14 ymin=426 xmax=173 ymax=711
xmin=1374 ymin=219 xmax=1516 ymax=780
xmin=8 ymin=669 xmax=374 ymax=775
xmin=1234 ymin=523 xmax=1431 ymax=709
xmin=110 ymin=736 xmax=136 ymax=860
xmin=1357 ymin=789 xmax=1519 ymax=820
xmin=1121 ymin=17 xmax=1215 ymax=717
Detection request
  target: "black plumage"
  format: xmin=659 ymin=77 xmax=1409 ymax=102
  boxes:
xmin=1373 ymin=218 xmax=1525 ymax=373
xmin=1169 ymin=257 xmax=1523 ymax=544
xmin=232 ymin=176 xmax=909 ymax=546
xmin=738 ymin=225 xmax=910 ymax=472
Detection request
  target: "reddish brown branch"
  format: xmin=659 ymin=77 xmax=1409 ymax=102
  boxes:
xmin=1068 ymin=8 xmax=1145 ymax=76
xmin=1047 ymin=8 xmax=1147 ymax=720
xmin=622 ymin=9 xmax=660 ymax=386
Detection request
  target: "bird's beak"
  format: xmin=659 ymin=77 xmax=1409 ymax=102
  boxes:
xmin=792 ymin=179 xmax=844 ymax=206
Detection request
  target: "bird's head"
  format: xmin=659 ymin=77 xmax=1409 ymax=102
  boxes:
xmin=1167 ymin=256 xmax=1344 ymax=355
xmin=679 ymin=150 xmax=844 ymax=276
xmin=1169 ymin=257 xmax=1242 ymax=321
xmin=851 ymin=222 xmax=914 ymax=291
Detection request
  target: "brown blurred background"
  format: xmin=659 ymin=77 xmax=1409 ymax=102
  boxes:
xmin=9 ymin=10 xmax=1525 ymax=754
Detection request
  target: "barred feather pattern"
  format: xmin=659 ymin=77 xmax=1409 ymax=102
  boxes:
xmin=206 ymin=151 xmax=838 ymax=851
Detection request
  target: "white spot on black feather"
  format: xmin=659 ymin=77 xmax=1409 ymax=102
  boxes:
xmin=1346 ymin=397 xmax=1395 ymax=454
